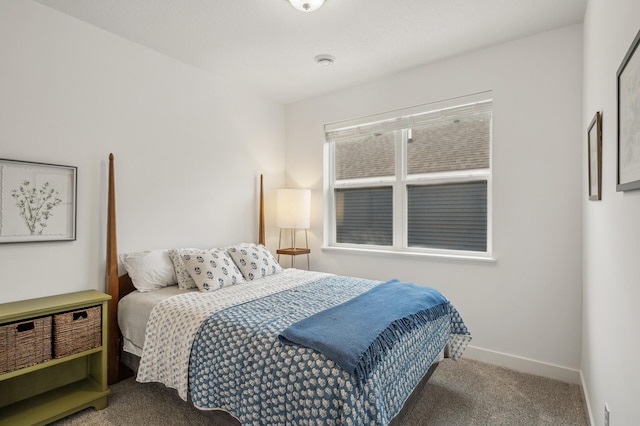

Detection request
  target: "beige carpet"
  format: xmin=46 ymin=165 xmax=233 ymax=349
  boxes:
xmin=51 ymin=358 xmax=589 ymax=425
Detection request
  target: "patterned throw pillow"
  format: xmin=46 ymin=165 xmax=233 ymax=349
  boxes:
xmin=168 ymin=248 xmax=209 ymax=290
xmin=227 ymin=244 xmax=283 ymax=281
xmin=181 ymin=250 xmax=246 ymax=292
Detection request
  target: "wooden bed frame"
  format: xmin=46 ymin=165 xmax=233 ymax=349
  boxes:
xmin=105 ymin=153 xmax=265 ymax=384
xmin=104 ymin=154 xmax=436 ymax=424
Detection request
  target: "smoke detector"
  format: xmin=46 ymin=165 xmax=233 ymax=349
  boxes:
xmin=315 ymin=54 xmax=335 ymax=66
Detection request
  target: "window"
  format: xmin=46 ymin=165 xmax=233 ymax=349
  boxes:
xmin=325 ymin=94 xmax=492 ymax=257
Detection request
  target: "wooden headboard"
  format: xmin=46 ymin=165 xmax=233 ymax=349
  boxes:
xmin=105 ymin=154 xmax=265 ymax=384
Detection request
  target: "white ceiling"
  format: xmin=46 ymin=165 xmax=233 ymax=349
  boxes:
xmin=35 ymin=0 xmax=587 ymax=104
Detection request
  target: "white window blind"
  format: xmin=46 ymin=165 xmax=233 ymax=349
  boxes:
xmin=325 ymin=100 xmax=492 ymax=142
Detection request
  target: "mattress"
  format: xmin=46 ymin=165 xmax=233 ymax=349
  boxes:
xmin=118 ymin=285 xmax=192 ymax=356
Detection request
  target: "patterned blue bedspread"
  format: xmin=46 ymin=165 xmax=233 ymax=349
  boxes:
xmin=189 ymin=275 xmax=470 ymax=425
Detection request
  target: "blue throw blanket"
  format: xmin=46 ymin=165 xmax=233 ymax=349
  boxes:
xmin=279 ymin=279 xmax=449 ymax=382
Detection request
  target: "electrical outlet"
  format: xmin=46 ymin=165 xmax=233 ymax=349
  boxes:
xmin=604 ymin=403 xmax=610 ymax=426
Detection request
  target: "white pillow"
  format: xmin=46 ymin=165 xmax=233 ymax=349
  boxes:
xmin=227 ymin=244 xmax=283 ymax=281
xmin=181 ymin=250 xmax=246 ymax=292
xmin=119 ymin=250 xmax=177 ymax=292
xmin=168 ymin=248 xmax=208 ymax=290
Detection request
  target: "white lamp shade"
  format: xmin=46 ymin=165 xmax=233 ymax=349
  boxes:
xmin=277 ymin=189 xmax=311 ymax=229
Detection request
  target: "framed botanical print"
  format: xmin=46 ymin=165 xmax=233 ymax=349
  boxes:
xmin=0 ymin=159 xmax=77 ymax=243
xmin=617 ymin=27 xmax=640 ymax=191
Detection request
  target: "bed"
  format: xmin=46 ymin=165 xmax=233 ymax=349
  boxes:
xmin=105 ymin=154 xmax=471 ymax=425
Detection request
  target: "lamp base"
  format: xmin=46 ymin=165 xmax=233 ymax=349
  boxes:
xmin=276 ymin=248 xmax=311 ymax=256
xmin=277 ymin=229 xmax=310 ymax=270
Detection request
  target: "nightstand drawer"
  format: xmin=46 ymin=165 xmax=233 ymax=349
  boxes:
xmin=0 ymin=316 xmax=52 ymax=375
xmin=53 ymin=305 xmax=102 ymax=358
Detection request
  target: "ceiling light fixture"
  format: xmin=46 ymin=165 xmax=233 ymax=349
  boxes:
xmin=288 ymin=0 xmax=325 ymax=12
xmin=315 ymin=54 xmax=335 ymax=66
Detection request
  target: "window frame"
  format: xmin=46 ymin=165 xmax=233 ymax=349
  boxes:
xmin=324 ymin=93 xmax=493 ymax=261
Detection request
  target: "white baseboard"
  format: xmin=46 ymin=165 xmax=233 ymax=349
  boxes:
xmin=463 ymin=345 xmax=582 ymax=384
xmin=580 ymin=370 xmax=595 ymax=426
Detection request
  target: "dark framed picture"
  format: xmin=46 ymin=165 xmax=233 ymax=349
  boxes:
xmin=588 ymin=112 xmax=603 ymax=201
xmin=617 ymin=27 xmax=640 ymax=192
xmin=0 ymin=159 xmax=77 ymax=243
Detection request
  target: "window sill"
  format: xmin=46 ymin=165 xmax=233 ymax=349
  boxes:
xmin=321 ymin=246 xmax=497 ymax=263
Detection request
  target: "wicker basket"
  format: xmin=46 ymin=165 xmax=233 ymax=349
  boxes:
xmin=0 ymin=316 xmax=52 ymax=375
xmin=53 ymin=305 xmax=102 ymax=358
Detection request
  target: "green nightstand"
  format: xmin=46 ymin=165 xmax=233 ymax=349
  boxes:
xmin=0 ymin=290 xmax=111 ymax=426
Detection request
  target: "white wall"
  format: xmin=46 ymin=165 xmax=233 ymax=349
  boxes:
xmin=582 ymin=1 xmax=640 ymax=424
xmin=0 ymin=1 xmax=285 ymax=304
xmin=285 ymin=25 xmax=584 ymax=379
